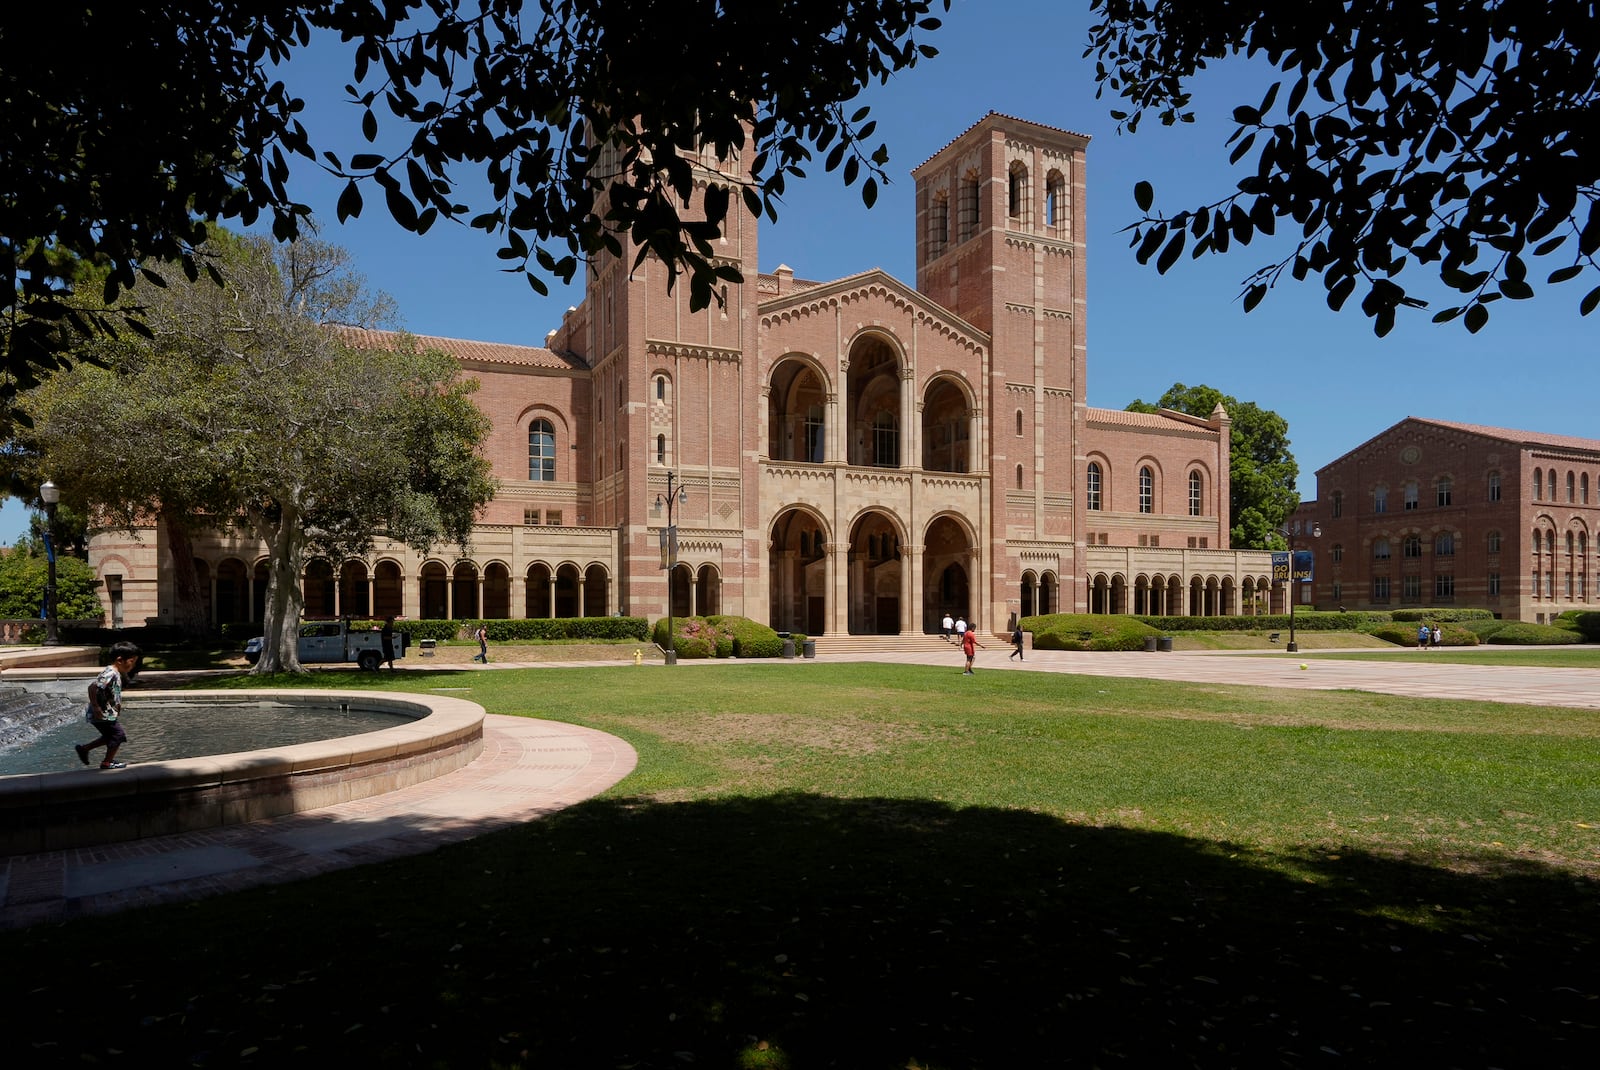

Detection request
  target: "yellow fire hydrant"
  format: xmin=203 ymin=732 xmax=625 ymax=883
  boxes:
xmin=633 ymin=649 xmax=643 ymax=666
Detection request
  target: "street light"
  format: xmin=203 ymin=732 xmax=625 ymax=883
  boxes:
xmin=1275 ymin=520 xmax=1322 ymax=653
xmin=39 ymin=479 xmax=61 ymax=646
xmin=656 ymin=471 xmax=689 ymax=665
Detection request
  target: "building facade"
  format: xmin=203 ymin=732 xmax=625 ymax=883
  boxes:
xmin=89 ymin=112 xmax=1275 ymax=633
xmin=1295 ymin=417 xmax=1600 ymax=623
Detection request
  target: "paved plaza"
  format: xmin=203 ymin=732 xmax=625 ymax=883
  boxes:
xmin=2 ymin=648 xmax=1593 ymax=928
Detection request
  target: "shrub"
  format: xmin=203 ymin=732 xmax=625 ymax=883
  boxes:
xmin=1022 ymin=613 xmax=1158 ymax=652
xmin=709 ymin=615 xmax=785 ymax=658
xmin=1486 ymin=622 xmax=1585 ymax=645
xmin=1464 ymin=619 xmax=1513 ymax=640
xmin=1389 ymin=608 xmax=1496 ymax=622
xmin=1137 ymin=611 xmax=1391 ymax=633
xmin=1367 ymin=622 xmax=1481 ymax=648
xmin=1572 ymin=612 xmax=1600 ymax=642
xmin=652 ymin=615 xmax=787 ymax=659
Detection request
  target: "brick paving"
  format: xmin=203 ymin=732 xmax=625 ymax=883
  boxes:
xmin=3 ymin=647 xmax=1596 ymax=929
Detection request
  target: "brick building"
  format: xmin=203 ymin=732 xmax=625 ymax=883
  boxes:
xmin=89 ymin=112 xmax=1274 ymax=633
xmin=1294 ymin=417 xmax=1600 ymax=622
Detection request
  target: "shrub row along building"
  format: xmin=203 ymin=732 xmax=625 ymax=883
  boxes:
xmin=104 ymin=110 xmax=1538 ymax=634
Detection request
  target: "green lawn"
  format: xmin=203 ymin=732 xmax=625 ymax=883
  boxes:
xmin=4 ymin=662 xmax=1598 ymax=1068
xmin=1300 ymin=646 xmax=1600 ymax=668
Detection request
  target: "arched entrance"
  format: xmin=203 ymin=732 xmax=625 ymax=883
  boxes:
xmin=846 ymin=333 xmax=903 ymax=468
xmin=451 ymin=562 xmax=479 ymax=618
xmin=526 ymin=563 xmax=553 ymax=617
xmin=303 ymin=559 xmax=335 ymax=618
xmin=554 ymin=563 xmax=581 ymax=617
xmin=769 ymin=507 xmax=829 ymax=635
xmin=695 ymin=565 xmax=721 ymax=616
xmin=339 ymin=560 xmax=371 ymax=619
xmin=923 ymin=514 xmax=976 ymax=633
xmin=215 ymin=558 xmax=249 ymax=624
xmin=483 ymin=562 xmax=512 ymax=619
xmin=583 ymin=564 xmax=609 ymax=617
xmin=420 ymin=561 xmax=449 ymax=619
xmin=922 ymin=377 xmax=972 ymax=473
xmin=848 ymin=510 xmax=903 ymax=634
xmin=768 ymin=357 xmax=829 ymax=463
xmin=373 ymin=560 xmax=404 ymax=620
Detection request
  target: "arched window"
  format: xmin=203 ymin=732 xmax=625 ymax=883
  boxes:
xmin=1549 ymin=470 xmax=1558 ymax=500
xmin=1007 ymin=160 xmax=1029 ymax=223
xmin=1015 ymin=409 xmax=1024 ymax=437
xmin=1488 ymin=471 xmax=1501 ymax=502
xmin=1403 ymin=481 xmax=1419 ymax=510
xmin=1332 ymin=490 xmax=1343 ymax=518
xmin=655 ymin=376 xmax=666 ymax=401
xmin=1139 ymin=466 xmax=1154 ymax=514
xmin=1567 ymin=531 xmax=1576 ymax=556
xmin=1086 ymin=462 xmax=1102 ymax=511
xmin=528 ymin=418 xmax=556 ymax=481
xmin=1403 ymin=534 xmax=1422 ymax=558
xmin=656 ymin=434 xmax=666 ymax=464
xmin=805 ymin=405 xmax=825 ymax=462
xmin=1189 ymin=471 xmax=1203 ymax=516
xmin=1331 ymin=543 xmax=1344 ymax=563
xmin=1487 ymin=530 xmax=1502 ymax=553
xmin=1374 ymin=538 xmax=1391 ymax=560
xmin=928 ymin=190 xmax=949 ymax=259
xmin=1534 ymin=468 xmax=1544 ymax=499
xmin=1435 ymin=477 xmax=1452 ymax=506
xmin=958 ymin=170 xmax=980 ymax=242
xmin=1585 ymin=473 xmax=1592 ymax=504
xmin=1435 ymin=533 xmax=1455 ymax=556
xmin=1045 ymin=169 xmax=1067 ymax=232
xmin=1015 ymin=464 xmax=1024 ymax=489
xmin=1568 ymin=471 xmax=1577 ymax=502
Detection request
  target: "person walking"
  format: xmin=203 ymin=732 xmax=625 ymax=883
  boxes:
xmin=941 ymin=612 xmax=954 ymax=641
xmin=1417 ymin=622 xmax=1430 ymax=650
xmin=960 ymin=626 xmax=985 ymax=675
xmin=954 ymin=616 xmax=968 ymax=642
xmin=381 ymin=615 xmax=397 ymax=670
xmin=74 ymin=641 xmax=141 ymax=770
xmin=473 ymin=623 xmax=489 ymax=663
xmin=1431 ymin=624 xmax=1442 ymax=649
xmin=1009 ymin=624 xmax=1024 ymax=661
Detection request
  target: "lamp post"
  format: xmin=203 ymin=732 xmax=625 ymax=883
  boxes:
xmin=656 ymin=471 xmax=688 ymax=665
xmin=1275 ymin=520 xmax=1322 ymax=653
xmin=39 ymin=479 xmax=61 ymax=646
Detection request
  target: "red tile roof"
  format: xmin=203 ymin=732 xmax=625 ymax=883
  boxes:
xmin=334 ymin=326 xmax=586 ymax=371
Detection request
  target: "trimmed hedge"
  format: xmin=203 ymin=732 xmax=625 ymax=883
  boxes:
xmin=1486 ymin=622 xmax=1585 ymax=645
xmin=1137 ymin=612 xmax=1390 ymax=633
xmin=1388 ymin=608 xmax=1496 ymax=622
xmin=221 ymin=617 xmax=649 ymax=643
xmin=1572 ymin=613 xmax=1600 ymax=642
xmin=1367 ymin=622 xmax=1480 ymax=648
xmin=1021 ymin=613 xmax=1159 ymax=652
xmin=651 ymin=615 xmax=788 ymax=659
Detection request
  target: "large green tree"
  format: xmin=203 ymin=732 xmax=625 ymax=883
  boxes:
xmin=1126 ymin=383 xmax=1299 ymax=549
xmin=1 ymin=1 xmax=949 ymax=410
xmin=0 ymin=536 xmax=102 ymax=623
xmin=1087 ymin=0 xmax=1600 ymax=336
xmin=26 ymin=233 xmax=496 ymax=672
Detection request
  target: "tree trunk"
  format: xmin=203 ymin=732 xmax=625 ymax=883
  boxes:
xmin=250 ymin=507 xmax=309 ymax=674
xmin=161 ymin=508 xmax=211 ymax=637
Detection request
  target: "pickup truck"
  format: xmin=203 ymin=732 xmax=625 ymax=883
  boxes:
xmin=243 ymin=620 xmax=407 ymax=671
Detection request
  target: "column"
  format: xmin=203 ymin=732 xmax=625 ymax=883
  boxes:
xmin=904 ymin=545 xmax=923 ymax=634
xmin=547 ymin=577 xmax=557 ymax=618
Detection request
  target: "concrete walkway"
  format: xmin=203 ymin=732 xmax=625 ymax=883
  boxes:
xmin=2 ymin=647 xmax=1595 ymax=929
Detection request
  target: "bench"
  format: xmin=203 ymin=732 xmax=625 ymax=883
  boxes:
xmin=1268 ymin=632 xmax=1281 ymax=643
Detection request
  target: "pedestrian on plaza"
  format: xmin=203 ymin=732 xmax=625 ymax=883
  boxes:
xmin=1417 ymin=622 xmax=1430 ymax=650
xmin=1431 ymin=624 xmax=1442 ymax=649
xmin=381 ymin=616 xmax=397 ymax=670
xmin=960 ymin=626 xmax=985 ymax=675
xmin=1009 ymin=624 xmax=1024 ymax=661
xmin=941 ymin=612 xmax=954 ymax=641
xmin=473 ymin=623 xmax=489 ymax=663
xmin=74 ymin=641 xmax=142 ymax=770
xmin=954 ymin=616 xmax=968 ymax=641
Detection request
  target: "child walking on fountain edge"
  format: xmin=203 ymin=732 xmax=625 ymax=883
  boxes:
xmin=74 ymin=641 xmax=141 ymax=770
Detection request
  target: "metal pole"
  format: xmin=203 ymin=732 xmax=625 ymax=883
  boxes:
xmin=43 ymin=497 xmax=61 ymax=646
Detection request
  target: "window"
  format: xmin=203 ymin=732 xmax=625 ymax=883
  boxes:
xmin=1436 ymin=573 xmax=1455 ymax=598
xmin=1567 ymin=531 xmax=1576 ymax=556
xmin=1007 ymin=160 xmax=1028 ymax=221
xmin=1436 ymin=477 xmax=1452 ymax=506
xmin=1372 ymin=575 xmax=1391 ymax=601
xmin=656 ymin=434 xmax=666 ymax=464
xmin=929 ymin=191 xmax=950 ymax=258
xmin=655 ymin=376 xmax=666 ymax=401
xmin=1086 ymin=462 xmax=1102 ymax=510
xmin=1435 ymin=533 xmax=1455 ymax=556
xmin=528 ymin=418 xmax=556 ymax=481
xmin=1189 ymin=471 xmax=1203 ymax=516
xmin=1569 ymin=471 xmax=1578 ymax=503
xmin=1331 ymin=582 xmax=1342 ymax=602
xmin=1374 ymin=486 xmax=1388 ymax=513
xmin=1534 ymin=468 xmax=1543 ymax=499
xmin=1403 ymin=534 xmax=1422 ymax=558
xmin=1332 ymin=490 xmax=1343 ymax=518
xmin=1488 ymin=471 xmax=1501 ymax=501
xmin=523 ymin=508 xmax=540 ymax=526
xmin=1150 ymin=535 xmax=1160 ymax=547
xmin=958 ymin=170 xmax=980 ymax=241
xmin=1547 ymin=531 xmax=1557 ymax=554
xmin=1015 ymin=464 xmax=1024 ymax=489
xmin=1404 ymin=481 xmax=1419 ymax=510
xmin=1586 ymin=473 xmax=1592 ymax=504
xmin=872 ymin=412 xmax=899 ymax=467
xmin=1332 ymin=543 xmax=1344 ymax=563
xmin=1374 ymin=538 xmax=1391 ymax=561
xmin=805 ymin=406 xmax=825 ymax=462
xmin=1487 ymin=530 xmax=1502 ymax=553
xmin=1489 ymin=572 xmax=1501 ymax=596
xmin=1566 ymin=572 xmax=1575 ymax=598
xmin=545 ymin=510 xmax=562 ymax=526
xmin=1402 ymin=574 xmax=1422 ymax=601
xmin=1547 ymin=571 xmax=1555 ymax=597
xmin=1550 ymin=470 xmax=1558 ymax=500
xmin=1139 ymin=466 xmax=1154 ymax=513
xmin=1016 ymin=409 xmax=1024 ymax=437
xmin=1045 ymin=169 xmax=1067 ymax=232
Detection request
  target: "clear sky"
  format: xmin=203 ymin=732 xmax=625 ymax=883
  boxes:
xmin=7 ymin=1 xmax=1594 ymax=543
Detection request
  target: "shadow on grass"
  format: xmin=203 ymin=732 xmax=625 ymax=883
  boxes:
xmin=5 ymin=794 xmax=1597 ymax=1067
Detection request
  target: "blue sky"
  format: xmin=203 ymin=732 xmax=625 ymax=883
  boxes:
xmin=7 ymin=1 xmax=1594 ymax=542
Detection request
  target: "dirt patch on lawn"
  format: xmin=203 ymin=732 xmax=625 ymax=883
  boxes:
xmin=627 ymin=712 xmax=934 ymax=755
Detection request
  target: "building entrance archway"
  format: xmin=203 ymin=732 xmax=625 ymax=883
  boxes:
xmin=923 ymin=514 xmax=976 ymax=633
xmin=848 ymin=511 xmax=903 ymax=634
xmin=769 ymin=508 xmax=829 ymax=635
